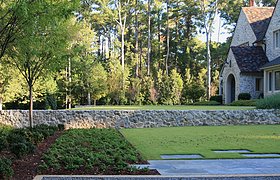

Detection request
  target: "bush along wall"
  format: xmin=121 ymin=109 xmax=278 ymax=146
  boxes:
xmin=257 ymin=93 xmax=280 ymax=109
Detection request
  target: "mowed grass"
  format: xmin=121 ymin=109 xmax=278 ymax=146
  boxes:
xmin=120 ymin=125 xmax=280 ymax=160
xmin=73 ymin=105 xmax=255 ymax=111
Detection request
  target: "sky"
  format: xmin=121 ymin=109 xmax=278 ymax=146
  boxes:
xmin=197 ymin=14 xmax=233 ymax=43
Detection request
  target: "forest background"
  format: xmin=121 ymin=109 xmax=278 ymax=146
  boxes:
xmin=0 ymin=0 xmax=277 ymax=111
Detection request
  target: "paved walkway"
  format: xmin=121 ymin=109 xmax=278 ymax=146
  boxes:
xmin=134 ymin=158 xmax=280 ymax=176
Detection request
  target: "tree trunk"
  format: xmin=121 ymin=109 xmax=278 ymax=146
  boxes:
xmin=68 ymin=58 xmax=72 ymax=109
xmin=93 ymin=99 xmax=97 ymax=106
xmin=29 ymin=84 xmax=33 ymax=128
xmin=135 ymin=0 xmax=139 ymax=77
xmin=158 ymin=9 xmax=161 ymax=69
xmin=206 ymin=30 xmax=211 ymax=100
xmin=147 ymin=0 xmax=151 ymax=76
xmin=0 ymin=97 xmax=2 ymax=110
xmin=87 ymin=92 xmax=91 ymax=105
xmin=165 ymin=0 xmax=170 ymax=75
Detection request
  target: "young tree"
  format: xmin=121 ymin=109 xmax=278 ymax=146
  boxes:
xmin=87 ymin=63 xmax=108 ymax=106
xmin=7 ymin=0 xmax=78 ymax=127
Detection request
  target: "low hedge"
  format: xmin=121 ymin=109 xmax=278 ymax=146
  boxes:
xmin=210 ymin=95 xmax=222 ymax=104
xmin=229 ymin=100 xmax=257 ymax=106
xmin=1 ymin=124 xmax=59 ymax=158
xmin=238 ymin=93 xmax=251 ymax=100
xmin=193 ymin=101 xmax=221 ymax=106
xmin=256 ymin=93 xmax=280 ymax=109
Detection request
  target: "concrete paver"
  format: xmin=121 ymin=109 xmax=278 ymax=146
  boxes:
xmin=133 ymin=158 xmax=280 ymax=176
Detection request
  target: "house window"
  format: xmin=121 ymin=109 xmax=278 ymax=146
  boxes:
xmin=256 ymin=78 xmax=261 ymax=91
xmin=275 ymin=71 xmax=280 ymax=91
xmin=274 ymin=30 xmax=280 ymax=49
xmin=269 ymin=72 xmax=272 ymax=91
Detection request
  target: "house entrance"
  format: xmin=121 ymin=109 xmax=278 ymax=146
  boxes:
xmin=226 ymin=74 xmax=236 ymax=103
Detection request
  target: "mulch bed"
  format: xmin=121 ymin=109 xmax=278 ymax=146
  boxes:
xmin=2 ymin=130 xmax=159 ymax=180
xmin=11 ymin=131 xmax=63 ymax=180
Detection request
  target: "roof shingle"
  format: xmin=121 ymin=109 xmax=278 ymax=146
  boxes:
xmin=231 ymin=46 xmax=269 ymax=73
xmin=242 ymin=7 xmax=274 ymax=42
xmin=262 ymin=56 xmax=280 ymax=69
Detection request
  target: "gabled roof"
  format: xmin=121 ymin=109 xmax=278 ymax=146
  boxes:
xmin=242 ymin=7 xmax=274 ymax=42
xmin=231 ymin=46 xmax=269 ymax=73
xmin=262 ymin=56 xmax=280 ymax=69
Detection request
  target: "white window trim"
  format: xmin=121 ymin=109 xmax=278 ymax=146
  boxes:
xmin=274 ymin=29 xmax=280 ymax=49
xmin=268 ymin=71 xmax=273 ymax=93
xmin=275 ymin=71 xmax=280 ymax=92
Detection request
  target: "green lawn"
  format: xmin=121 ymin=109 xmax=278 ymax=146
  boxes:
xmin=120 ymin=125 xmax=280 ymax=160
xmin=73 ymin=105 xmax=255 ymax=111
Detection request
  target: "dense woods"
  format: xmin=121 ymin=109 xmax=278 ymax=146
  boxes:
xmin=0 ymin=0 xmax=277 ymax=114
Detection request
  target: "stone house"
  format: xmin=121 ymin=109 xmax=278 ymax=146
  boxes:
xmin=220 ymin=0 xmax=280 ymax=104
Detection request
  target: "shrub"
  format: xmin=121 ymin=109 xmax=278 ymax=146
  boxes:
xmin=182 ymin=83 xmax=206 ymax=103
xmin=10 ymin=142 xmax=35 ymax=158
xmin=238 ymin=93 xmax=251 ymax=100
xmin=193 ymin=101 xmax=220 ymax=106
xmin=0 ymin=136 xmax=8 ymax=152
xmin=0 ymin=158 xmax=13 ymax=179
xmin=210 ymin=95 xmax=223 ymax=104
xmin=229 ymin=100 xmax=257 ymax=106
xmin=0 ymin=124 xmax=12 ymax=152
xmin=6 ymin=125 xmax=58 ymax=158
xmin=256 ymin=93 xmax=280 ymax=109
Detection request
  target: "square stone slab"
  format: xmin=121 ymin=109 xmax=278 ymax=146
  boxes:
xmin=213 ymin=149 xmax=251 ymax=153
xmin=160 ymin=154 xmax=203 ymax=159
xmin=242 ymin=153 xmax=280 ymax=157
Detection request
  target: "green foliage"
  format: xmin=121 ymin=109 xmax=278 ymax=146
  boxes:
xmin=0 ymin=158 xmax=13 ymax=179
xmin=183 ymin=83 xmax=206 ymax=103
xmin=5 ymin=125 xmax=58 ymax=158
xmin=193 ymin=101 xmax=221 ymax=106
xmin=229 ymin=100 xmax=257 ymax=106
xmin=0 ymin=124 xmax=12 ymax=152
xmin=40 ymin=129 xmax=144 ymax=173
xmin=9 ymin=142 xmax=35 ymax=158
xmin=127 ymin=78 xmax=143 ymax=105
xmin=238 ymin=93 xmax=251 ymax=100
xmin=141 ymin=77 xmax=157 ymax=105
xmin=87 ymin=62 xmax=108 ymax=102
xmin=170 ymin=69 xmax=183 ymax=105
xmin=156 ymin=70 xmax=172 ymax=105
xmin=107 ymin=57 xmax=130 ymax=105
xmin=256 ymin=93 xmax=280 ymax=109
xmin=210 ymin=95 xmax=223 ymax=104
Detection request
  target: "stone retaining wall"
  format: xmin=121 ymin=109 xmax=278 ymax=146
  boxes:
xmin=0 ymin=110 xmax=280 ymax=129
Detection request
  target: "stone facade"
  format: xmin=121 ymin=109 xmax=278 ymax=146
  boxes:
xmin=231 ymin=9 xmax=257 ymax=47
xmin=240 ymin=74 xmax=263 ymax=99
xmin=221 ymin=50 xmax=240 ymax=104
xmin=265 ymin=2 xmax=280 ymax=62
xmin=1 ymin=110 xmax=280 ymax=129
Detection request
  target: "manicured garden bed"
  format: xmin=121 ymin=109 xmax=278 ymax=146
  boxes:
xmin=73 ymin=105 xmax=255 ymax=111
xmin=39 ymin=129 xmax=158 ymax=175
xmin=0 ymin=125 xmax=157 ymax=179
xmin=0 ymin=124 xmax=62 ymax=179
xmin=120 ymin=125 xmax=280 ymax=160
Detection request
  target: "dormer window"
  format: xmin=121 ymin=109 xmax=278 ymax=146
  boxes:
xmin=274 ymin=29 xmax=280 ymax=49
